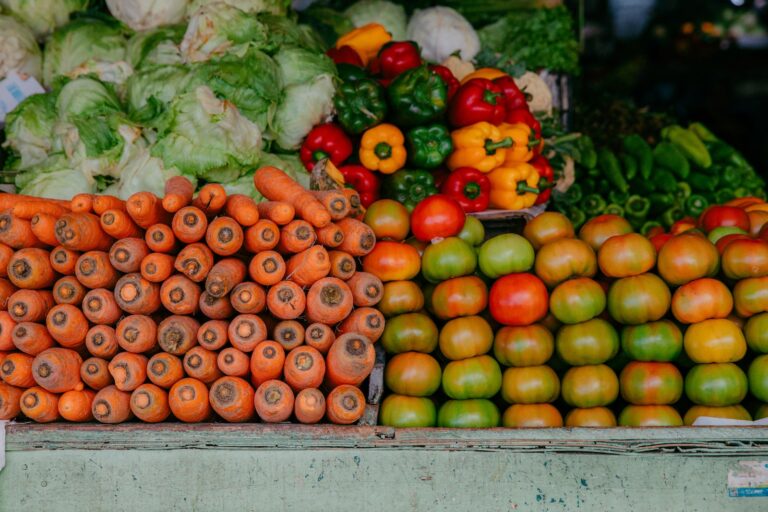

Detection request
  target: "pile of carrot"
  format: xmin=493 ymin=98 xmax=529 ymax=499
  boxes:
xmin=0 ymin=167 xmax=382 ymax=425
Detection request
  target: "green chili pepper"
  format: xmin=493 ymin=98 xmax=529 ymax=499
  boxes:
xmin=734 ymin=187 xmax=751 ymax=198
xmin=597 ymin=179 xmax=612 ymax=195
xmin=654 ymin=142 xmax=690 ymax=179
xmin=587 ymin=167 xmax=601 ymax=178
xmin=577 ymin=135 xmax=598 ymax=169
xmin=648 ymin=192 xmax=675 ymax=215
xmin=581 ymin=178 xmax=597 ymax=193
xmin=581 ymin=194 xmax=607 ymax=216
xmin=623 ymin=134 xmax=654 ymax=180
xmin=661 ymin=206 xmax=683 ymax=228
xmin=624 ymin=195 xmax=650 ymax=220
xmin=654 ymin=169 xmax=678 ymax=194
xmin=381 ymin=169 xmax=438 ymax=211
xmin=629 ymin=177 xmax=655 ymax=195
xmin=675 ymin=182 xmax=692 ymax=202
xmin=662 ymin=125 xmax=712 ymax=168
xmin=641 ymin=220 xmax=664 ymax=236
xmin=620 ymin=153 xmax=638 ymax=180
xmin=688 ymin=173 xmax=717 ymax=192
xmin=333 ymin=78 xmax=387 ymax=134
xmin=405 ymin=124 xmax=452 ymax=169
xmin=688 ymin=122 xmax=718 ymax=142
xmin=715 ymin=188 xmax=735 ymax=204
xmin=598 ymin=148 xmax=629 ymax=193
xmin=608 ymin=189 xmax=629 ymax=206
xmin=387 ymin=65 xmax=447 ymax=127
xmin=604 ymin=203 xmax=624 ymax=216
xmin=684 ymin=194 xmax=709 ymax=218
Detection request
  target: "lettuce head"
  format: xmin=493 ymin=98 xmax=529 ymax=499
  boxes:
xmin=0 ymin=15 xmax=42 ymax=81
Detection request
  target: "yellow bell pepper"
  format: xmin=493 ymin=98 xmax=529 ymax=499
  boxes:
xmin=488 ymin=163 xmax=540 ymax=210
xmin=447 ymin=122 xmax=513 ymax=173
xmin=746 ymin=203 xmax=768 ymax=214
xmin=498 ymin=123 xmax=539 ymax=164
xmin=460 ymin=67 xmax=507 ymax=84
xmin=336 ymin=23 xmax=392 ymax=66
xmin=359 ymin=123 xmax=406 ymax=174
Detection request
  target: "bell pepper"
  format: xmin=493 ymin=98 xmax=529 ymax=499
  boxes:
xmin=448 ymin=78 xmax=506 ymax=128
xmin=387 ymin=65 xmax=447 ymax=127
xmin=581 ymin=194 xmax=607 ymax=216
xmin=654 ymin=142 xmax=690 ymax=179
xmin=675 ymin=181 xmax=692 ymax=202
xmin=661 ymin=206 xmax=684 ymax=228
xmin=556 ymin=182 xmax=582 ymax=205
xmin=429 ymin=65 xmax=460 ymax=102
xmin=460 ymin=67 xmax=507 ymax=84
xmin=622 ymin=134 xmax=654 ymax=180
xmin=493 ymin=75 xmax=527 ymax=112
xmin=300 ymin=123 xmax=353 ymax=170
xmin=506 ymin=108 xmax=544 ymax=154
xmin=530 ymin=155 xmax=554 ymax=205
xmin=715 ymin=188 xmax=736 ymax=204
xmin=326 ymin=46 xmax=363 ymax=67
xmin=447 ymin=122 xmax=513 ymax=173
xmin=608 ymin=189 xmax=630 ymax=206
xmin=377 ymin=41 xmax=422 ymax=79
xmin=684 ymin=194 xmax=709 ymax=218
xmin=431 ymin=167 xmax=450 ymax=189
xmin=487 ymin=163 xmax=540 ymax=210
xmin=598 ymin=148 xmax=629 ymax=193
xmin=648 ymin=192 xmax=675 ymax=215
xmin=499 ymin=122 xmax=539 ymax=164
xmin=336 ymin=63 xmax=370 ymax=82
xmin=333 ymin=78 xmax=387 ymax=135
xmin=359 ymin=123 xmax=406 ymax=175
xmin=604 ymin=204 xmax=625 ymax=217
xmin=339 ymin=164 xmax=380 ymax=208
xmin=382 ymin=169 xmax=438 ymax=211
xmin=624 ymin=195 xmax=650 ymax=220
xmin=688 ymin=172 xmax=717 ymax=193
xmin=662 ymin=124 xmax=712 ymax=169
xmin=406 ymin=124 xmax=453 ymax=169
xmin=335 ymin=23 xmax=392 ymax=65
xmin=654 ymin=170 xmax=678 ymax=194
xmin=440 ymin=166 xmax=491 ymax=213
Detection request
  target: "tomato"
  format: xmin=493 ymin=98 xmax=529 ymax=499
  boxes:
xmin=715 ymin=233 xmax=752 ymax=254
xmin=671 ymin=278 xmax=733 ymax=324
xmin=489 ymin=273 xmax=548 ymax=326
xmin=430 ymin=276 xmax=488 ymax=320
xmin=578 ymin=214 xmax=633 ymax=251
xmin=733 ymin=276 xmax=768 ymax=318
xmin=683 ymin=319 xmax=747 ymax=363
xmin=421 ymin=237 xmax=477 ymax=283
xmin=564 ymin=407 xmax=617 ymax=427
xmin=478 ymin=234 xmax=534 ymax=278
xmin=670 ymin=217 xmax=697 ymax=235
xmin=722 ymin=238 xmax=768 ymax=279
xmin=597 ymin=233 xmax=656 ymax=278
xmin=380 ymin=395 xmax=436 ymax=427
xmin=378 ymin=280 xmax=424 ymax=317
xmin=618 ymin=405 xmax=683 ymax=426
xmin=493 ymin=324 xmax=554 ymax=367
xmin=404 ymin=237 xmax=428 ymax=256
xmin=619 ymin=361 xmax=683 ymax=405
xmin=607 ymin=273 xmax=671 ymax=325
xmin=534 ymin=238 xmax=597 ymax=288
xmin=439 ymin=316 xmax=493 ymax=361
xmin=556 ymin=318 xmax=619 ymax=365
xmin=410 ymin=194 xmax=465 ymax=242
xmin=748 ymin=354 xmax=768 ymax=402
xmin=457 ymin=215 xmax=485 ymax=246
xmin=549 ymin=277 xmax=606 ymax=324
xmin=437 ymin=399 xmax=500 ymax=428
xmin=363 ymin=199 xmax=410 ymax=241
xmin=381 ymin=313 xmax=438 ymax=354
xmin=621 ymin=321 xmax=683 ymax=362
xmin=683 ymin=404 xmax=751 ymax=426
xmin=362 ymin=241 xmax=421 ymax=281
xmin=748 ymin=210 xmax=768 ymax=236
xmin=657 ymin=234 xmax=719 ymax=286
xmin=745 ymin=312 xmax=768 ymax=353
xmin=442 ymin=355 xmax=502 ymax=399
xmin=561 ymin=364 xmax=619 ymax=408
xmin=685 ymin=363 xmax=748 ymax=406
xmin=699 ymin=205 xmax=751 ymax=233
xmin=756 ymin=403 xmax=768 ymax=420
xmin=502 ymin=404 xmax=563 ymax=428
xmin=523 ymin=212 xmax=575 ymax=250
xmin=708 ymin=226 xmax=748 ymax=245
xmin=649 ymin=233 xmax=673 ymax=252
xmin=501 ymin=365 xmax=559 ymax=404
xmin=384 ymin=352 xmax=442 ymax=397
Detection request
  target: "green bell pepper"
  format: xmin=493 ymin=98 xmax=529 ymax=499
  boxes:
xmin=641 ymin=220 xmax=664 ymax=236
xmin=662 ymin=125 xmax=712 ymax=168
xmin=625 ymin=195 xmax=650 ymax=220
xmin=721 ymin=166 xmax=742 ymax=188
xmin=381 ymin=169 xmax=438 ymax=211
xmin=604 ymin=203 xmax=625 ymax=216
xmin=598 ymin=148 xmax=629 ymax=193
xmin=654 ymin=142 xmax=690 ymax=179
xmin=684 ymin=194 xmax=709 ymax=218
xmin=555 ymin=183 xmax=583 ymax=205
xmin=661 ymin=206 xmax=683 ymax=228
xmin=336 ymin=63 xmax=370 ymax=82
xmin=334 ymin=78 xmax=387 ymax=135
xmin=387 ymin=65 xmax=447 ymax=127
xmin=688 ymin=173 xmax=717 ymax=192
xmin=648 ymin=192 xmax=675 ymax=215
xmin=715 ymin=188 xmax=736 ymax=204
xmin=623 ymin=134 xmax=654 ymax=180
xmin=620 ymin=153 xmax=638 ymax=180
xmin=405 ymin=124 xmax=453 ymax=169
xmin=581 ymin=194 xmax=607 ymax=216
xmin=566 ymin=206 xmax=587 ymax=231
xmin=629 ymin=177 xmax=655 ymax=195
xmin=608 ymin=189 xmax=630 ymax=206
xmin=675 ymin=182 xmax=692 ymax=202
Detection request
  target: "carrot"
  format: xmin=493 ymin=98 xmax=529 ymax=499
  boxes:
xmin=82 ymin=288 xmax=122 ymax=325
xmin=206 ymin=216 xmax=244 ymax=256
xmin=130 ymin=383 xmax=171 ymax=423
xmin=116 ymin=315 xmax=158 ymax=354
xmin=80 ymin=357 xmax=113 ymax=390
xmin=216 ymin=347 xmax=250 ymax=377
xmin=76 ymin=251 xmax=119 ymax=289
xmin=58 ymin=389 xmax=95 ymax=422
xmin=162 ymin=176 xmax=195 ymax=213
xmin=1 ymin=352 xmax=35 ymax=387
xmin=305 ymin=277 xmax=353 ymax=324
xmin=8 ymin=289 xmax=54 ymax=322
xmin=206 ymin=258 xmax=247 ymax=298
xmin=347 ymin=272 xmax=384 ymax=307
xmin=230 ymin=282 xmax=266 ymax=314
xmin=160 ymin=274 xmax=201 ymax=315
xmin=145 ymin=224 xmax=177 ymax=253
xmin=140 ymin=252 xmax=175 ymax=283
xmin=248 ymin=251 xmax=286 ymax=287
xmin=0 ymin=243 xmax=12 ymax=277
xmin=316 ymin=223 xmax=344 ymax=248
xmin=294 ymin=388 xmax=326 ymax=424
xmin=92 ymin=195 xmax=125 ymax=215
xmin=0 ymin=194 xmax=70 ymax=211
xmin=273 ymin=320 xmax=305 ymax=351
xmin=92 ymin=385 xmax=133 ymax=423
xmin=174 ymin=243 xmax=214 ymax=282
xmin=171 ymin=206 xmax=208 ymax=244
xmin=0 ymin=211 xmax=42 ymax=249
xmin=169 ymin=377 xmax=211 ymax=422
xmin=8 ymin=248 xmax=56 ymax=289
xmin=0 ymin=311 xmax=16 ymax=351
xmin=254 ymin=167 xmax=331 ymax=228
xmin=109 ymin=237 xmax=149 ymax=273
xmin=46 ymin=304 xmax=89 ymax=348
xmin=197 ymin=320 xmax=229 ymax=351
xmin=71 ymin=193 xmax=94 ymax=213
xmin=147 ymin=353 xmax=184 ymax=389
xmin=257 ymin=201 xmax=294 ymax=225
xmin=114 ymin=273 xmax=161 ymax=315
xmin=249 ymin=340 xmax=285 ymax=388
xmin=311 ymin=190 xmax=349 ymax=221
xmin=192 ymin=183 xmax=227 ymax=216
xmin=225 ymin=194 xmax=260 ymax=226
xmin=326 ymin=333 xmax=375 ymax=387
xmin=55 ymin=212 xmax=113 ymax=251
xmin=285 ymin=246 xmax=331 ymax=287
xmin=199 ymin=291 xmax=235 ymax=319
xmin=13 ymin=201 xmax=69 ymax=220
xmin=12 ymin=322 xmax=55 ymax=355
xmin=157 ymin=315 xmax=200 ymax=355
xmin=278 ymin=219 xmax=316 ymax=254
xmin=209 ymin=375 xmax=255 ymax=422
xmin=182 ymin=347 xmax=221 ymax=384
xmin=30 ymin=213 xmax=59 ymax=246
xmin=0 ymin=381 xmax=23 ymax=419
xmin=85 ymin=325 xmax=119 ymax=359
xmin=50 ymin=246 xmax=79 ymax=275
xmin=326 ymin=385 xmax=365 ymax=424
xmin=0 ymin=278 xmax=18 ymax=310
xmin=31 ymin=347 xmax=83 ymax=392
xmin=336 ymin=217 xmax=375 ymax=256
xmin=284 ymin=346 xmax=325 ymax=392
xmin=100 ymin=209 xmax=143 ymax=239
xmin=228 ymin=314 xmax=267 ymax=352
xmin=266 ymin=281 xmax=306 ymax=320
xmin=126 ymin=191 xmax=169 ymax=229
xmin=108 ymin=352 xmax=148 ymax=392
xmin=51 ymin=277 xmax=84 ymax=306
xmin=338 ymin=307 xmax=385 ymax=342
xmin=244 ymin=219 xmax=280 ymax=252
xmin=20 ymin=386 xmax=60 ymax=423
xmin=304 ymin=323 xmax=335 ymax=354
xmin=254 ymin=379 xmax=294 ymax=423
xmin=343 ymin=188 xmax=364 ymax=218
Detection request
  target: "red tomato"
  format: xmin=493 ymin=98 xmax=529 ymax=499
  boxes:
xmin=699 ymin=205 xmax=751 ymax=233
xmin=671 ymin=278 xmax=733 ymax=324
xmin=649 ymin=233 xmax=673 ymax=252
xmin=502 ymin=404 xmax=563 ymax=428
xmin=489 ymin=273 xmax=548 ymax=326
xmin=598 ymin=233 xmax=657 ymax=278
xmin=645 ymin=226 xmax=666 ymax=238
xmin=410 ymin=195 xmax=465 ymax=242
xmin=670 ymin=217 xmax=697 ymax=235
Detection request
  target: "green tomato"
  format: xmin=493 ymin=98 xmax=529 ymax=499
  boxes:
xmin=749 ymin=355 xmax=768 ymax=402
xmin=478 ymin=233 xmax=535 ymax=279
xmin=556 ymin=318 xmax=619 ymax=366
xmin=708 ymin=226 xmax=748 ymax=244
xmin=437 ymin=399 xmax=500 ymax=428
xmin=421 ymin=237 xmax=477 ymax=283
xmin=621 ymin=320 xmax=683 ymax=362
xmin=549 ymin=277 xmax=606 ymax=324
xmin=608 ymin=273 xmax=671 ymax=325
xmin=685 ymin=363 xmax=748 ymax=406
xmin=745 ymin=313 xmax=768 ymax=353
xmin=381 ymin=312 xmax=438 ymax=354
xmin=457 ymin=215 xmax=485 ymax=246
xmin=442 ymin=355 xmax=502 ymax=399
xmin=379 ymin=395 xmax=436 ymax=427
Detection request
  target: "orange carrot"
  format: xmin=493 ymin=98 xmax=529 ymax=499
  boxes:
xmin=20 ymin=386 xmax=60 ymax=422
xmin=126 ymin=191 xmax=169 ymax=229
xmin=85 ymin=325 xmax=119 ymax=359
xmin=109 ymin=237 xmax=149 ymax=273
xmin=0 ymin=194 xmax=70 ymax=211
xmin=227 ymin=314 xmax=267 ymax=352
xmin=114 ymin=273 xmax=161 ymax=315
xmin=92 ymin=195 xmax=125 ymax=215
xmin=284 ymin=346 xmax=325 ymax=392
xmin=206 ymin=258 xmax=247 ymax=298
xmin=174 ymin=243 xmax=214 ymax=282
xmin=285 ymin=246 xmax=331 ymax=287
xmin=244 ymin=219 xmax=280 ymax=252
xmin=305 ymin=277 xmax=353 ymax=324
xmin=1 ymin=352 xmax=35 ymax=387
xmin=254 ymin=379 xmax=294 ymax=423
xmin=253 ymin=167 xmax=331 ymax=228
xmin=192 ymin=183 xmax=227 ymax=216
xmin=169 ymin=377 xmax=211 ymax=422
xmin=82 ymin=288 xmax=122 ymax=325
xmin=116 ymin=315 xmax=158 ymax=354
xmin=326 ymin=385 xmax=365 ymax=424
xmin=250 ymin=341 xmax=285 ymax=388
xmin=75 ymin=251 xmax=119 ymax=289
xmin=343 ymin=188 xmax=364 ymax=218
xmin=311 ymin=190 xmax=349 ymax=221
xmin=8 ymin=248 xmax=56 ymax=289
xmin=316 ymin=223 xmax=344 ymax=248
xmin=230 ymin=282 xmax=266 ymax=314
xmin=30 ymin=213 xmax=59 ymax=246
xmin=207 ymin=376 xmax=254 ymax=422
xmin=248 ymin=251 xmax=286 ymax=287
xmin=338 ymin=307 xmax=385 ymax=342
xmin=162 ymin=176 xmax=195 ymax=213
xmin=278 ymin=219 xmax=316 ymax=254
xmin=108 ymin=352 xmax=148 ymax=391
xmin=71 ymin=193 xmax=94 ymax=213
xmin=336 ymin=217 xmax=375 ymax=256
xmin=0 ymin=278 xmax=18 ymax=310
xmin=172 ymin=206 xmax=208 ymax=244
xmin=58 ymin=389 xmax=95 ymax=422
xmin=328 ymin=250 xmax=356 ymax=280
xmin=31 ymin=347 xmax=83 ymax=392
xmin=274 ymin=320 xmax=305 ymax=351
xmin=92 ymin=385 xmax=133 ymax=423
xmin=130 ymin=383 xmax=171 ymax=422
xmin=147 ymin=353 xmax=184 ymax=389
xmin=8 ymin=289 xmax=55 ymax=322
xmin=160 ymin=274 xmax=201 ymax=315
xmin=197 ymin=320 xmax=229 ymax=351
xmin=216 ymin=347 xmax=249 ymax=377
xmin=0 ymin=211 xmax=42 ymax=249
xmin=182 ymin=347 xmax=221 ymax=384
xmin=225 ymin=194 xmax=260 ymax=227
xmin=0 ymin=381 xmax=23 ymax=419
xmin=206 ymin=216 xmax=244 ymax=256
xmin=199 ymin=291 xmax=235 ymax=319
xmin=140 ymin=252 xmax=175 ymax=283
xmin=100 ymin=209 xmax=143 ymax=239
xmin=266 ymin=280 xmax=306 ymax=320
xmin=294 ymin=388 xmax=326 ymax=424
xmin=257 ymin=201 xmax=295 ymax=225
xmin=304 ymin=323 xmax=335 ymax=354
xmin=157 ymin=315 xmax=200 ymax=355
xmin=46 ymin=304 xmax=89 ymax=348
xmin=13 ymin=201 xmax=69 ymax=220
xmin=145 ymin=223 xmax=178 ymax=253
xmin=0 ymin=243 xmax=12 ymax=277
xmin=55 ymin=212 xmax=113 ymax=251
xmin=50 ymin=246 xmax=79 ymax=275
xmin=326 ymin=333 xmax=375 ymax=387
xmin=12 ymin=322 xmax=55 ymax=355
xmin=347 ymin=272 xmax=384 ymax=307
xmin=0 ymin=311 xmax=16 ymax=351
xmin=80 ymin=357 xmax=113 ymax=390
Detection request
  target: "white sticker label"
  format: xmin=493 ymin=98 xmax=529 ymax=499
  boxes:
xmin=0 ymin=71 xmax=45 ymax=124
xmin=728 ymin=461 xmax=768 ymax=497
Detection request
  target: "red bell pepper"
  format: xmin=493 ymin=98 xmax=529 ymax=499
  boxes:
xmin=448 ymin=78 xmax=506 ymax=128
xmin=339 ymin=164 xmax=381 ymax=208
xmin=529 ymin=156 xmax=554 ymax=205
xmin=431 ymin=167 xmax=450 ymax=189
xmin=377 ymin=41 xmax=422 ymax=79
xmin=429 ymin=65 xmax=459 ymax=102
xmin=440 ymin=166 xmax=491 ymax=213
xmin=506 ymin=108 xmax=543 ymax=154
xmin=300 ymin=123 xmax=353 ymax=170
xmin=493 ymin=76 xmax=527 ymax=112
xmin=326 ymin=46 xmax=363 ymax=67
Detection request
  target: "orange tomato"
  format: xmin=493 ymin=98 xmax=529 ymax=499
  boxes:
xmin=501 ymin=365 xmax=560 ymax=404
xmin=683 ymin=404 xmax=751 ymax=425
xmin=597 ymin=233 xmax=656 ymax=278
xmin=671 ymin=278 xmax=733 ymax=324
xmin=362 ymin=241 xmax=420 ymax=281
xmin=561 ymin=364 xmax=619 ymax=408
xmin=683 ymin=319 xmax=747 ymax=363
xmin=618 ymin=405 xmax=683 ymax=426
xmin=564 ymin=407 xmax=617 ymax=427
xmin=522 ymin=212 xmax=575 ymax=250
xmin=657 ymin=233 xmax=719 ymax=286
xmin=502 ymin=403 xmax=563 ymax=428
xmin=722 ymin=238 xmax=768 ymax=279
xmin=578 ymin=214 xmax=633 ymax=251
xmin=747 ymin=210 xmax=768 ymax=236
xmin=493 ymin=324 xmax=554 ymax=367
xmin=363 ymin=200 xmax=410 ymax=241
xmin=734 ymin=276 xmax=768 ymax=318
xmin=534 ymin=238 xmax=597 ymax=288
